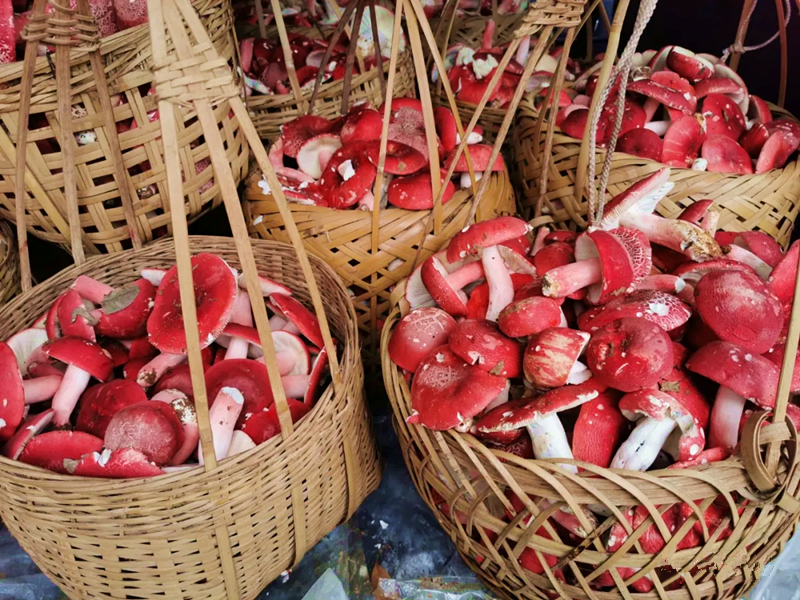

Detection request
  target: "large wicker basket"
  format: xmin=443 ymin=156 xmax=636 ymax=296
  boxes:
xmin=244 ymin=171 xmax=516 ymax=365
xmin=513 ymin=103 xmax=800 ymax=247
xmin=0 ymin=220 xmax=20 ymax=304
xmin=0 ymin=236 xmax=381 ymax=600
xmin=0 ymin=0 xmax=247 ymax=255
xmin=382 ymin=302 xmax=800 ymax=600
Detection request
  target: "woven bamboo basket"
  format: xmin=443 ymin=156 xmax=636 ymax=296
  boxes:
xmin=0 ymin=4 xmax=380 ymax=597
xmin=243 ymin=171 xmax=516 ymax=365
xmin=513 ymin=0 xmax=800 ymax=247
xmin=0 ymin=221 xmax=20 ymax=304
xmin=0 ymin=0 xmax=247 ymax=255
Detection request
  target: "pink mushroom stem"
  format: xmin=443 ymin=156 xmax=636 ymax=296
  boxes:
xmin=542 ymin=258 xmax=602 ymax=297
xmin=72 ymin=275 xmax=114 ymax=304
xmin=225 ymin=291 xmax=254 ymax=360
xmin=136 ymin=352 xmax=186 ymax=388
xmin=198 ymin=387 xmax=244 ymax=463
xmin=724 ymin=245 xmax=772 ymax=279
xmin=27 ymin=362 xmax=64 ymax=378
xmin=23 ymin=375 xmax=63 ymax=404
xmin=701 ymin=210 xmax=720 ymax=234
xmin=51 ymin=365 xmax=92 ymax=426
xmin=446 ymin=261 xmax=485 ymax=290
xmin=708 ymin=386 xmax=747 ymax=449
xmin=622 ymin=213 xmax=717 ymax=260
xmin=531 ymin=227 xmax=549 ymax=256
xmin=482 ymin=246 xmax=514 ymax=321
xmin=281 ymin=374 xmax=310 ymax=398
xmin=357 ymin=190 xmax=375 ymax=211
xmin=638 ymin=274 xmax=686 ymax=294
xmin=269 ymin=315 xmax=288 ymax=330
xmin=481 ymin=19 xmax=496 ymax=50
xmin=515 ymin=35 xmax=530 ymax=66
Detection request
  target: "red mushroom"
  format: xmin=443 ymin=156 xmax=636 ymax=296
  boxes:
xmin=205 ymin=359 xmax=274 ymax=430
xmin=280 ymin=115 xmax=332 ymax=158
xmin=421 ymin=256 xmax=485 ymax=317
xmin=2 ymin=409 xmax=55 ymax=460
xmin=57 ymin=289 xmax=96 ymax=342
xmin=768 ymin=239 xmax=800 ymax=306
xmin=240 ymin=399 xmax=311 ymax=445
xmin=586 ymin=317 xmax=673 ymax=393
xmin=448 ymin=319 xmax=522 ymax=378
xmin=340 ymin=107 xmax=383 ymax=144
xmin=687 ymin=341 xmax=779 ymax=449
xmin=73 ymin=275 xmax=156 ymax=339
xmin=694 ymin=269 xmax=783 ymax=353
xmin=617 ymin=127 xmax=663 ymax=162
xmin=523 ymin=327 xmax=591 ymax=388
xmin=572 ymin=390 xmax=626 ymax=468
xmin=694 ymin=77 xmax=745 ymax=100
xmin=407 ymin=346 xmax=507 ymax=430
xmin=42 ymin=337 xmax=114 ymax=427
xmin=388 ymin=307 xmax=457 ymax=373
xmin=18 ymin=430 xmax=104 ymax=474
xmin=387 ymin=170 xmax=455 ymax=210
xmin=147 ymin=253 xmax=237 ymax=354
xmin=662 ymin=116 xmax=706 ymax=169
xmin=755 ymin=130 xmax=800 ymax=174
xmin=65 ymin=447 xmax=164 ymax=478
xmin=497 ymin=297 xmax=562 ymax=339
xmin=701 ymin=134 xmax=753 ymax=174
xmin=296 ymin=133 xmax=342 ymax=179
xmin=740 ymin=123 xmax=770 ymax=157
xmin=270 ymin=293 xmax=324 ymax=349
xmin=75 ymin=379 xmax=148 ymax=438
xmin=667 ymin=47 xmax=714 ymax=82
xmin=104 ymin=401 xmax=184 ymax=466
xmin=702 ymin=94 xmax=746 ymax=141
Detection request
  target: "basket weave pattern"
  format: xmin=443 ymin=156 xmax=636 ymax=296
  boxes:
xmin=513 ymin=105 xmax=800 ymax=247
xmin=0 ymin=0 xmax=247 ymax=254
xmin=0 ymin=236 xmax=381 ymax=600
xmin=382 ymin=307 xmax=800 ymax=600
xmin=246 ymin=50 xmax=416 ymax=141
xmin=0 ymin=221 xmax=20 ymax=304
xmin=244 ymin=172 xmax=516 ymax=364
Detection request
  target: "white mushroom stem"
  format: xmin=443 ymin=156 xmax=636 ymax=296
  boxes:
xmin=611 ymin=417 xmax=677 ymax=471
xmin=701 ymin=209 xmax=720 ymax=234
xmin=526 ymin=413 xmax=577 ymax=474
xmin=136 ymin=352 xmax=186 ymax=388
xmin=281 ymin=374 xmax=310 ymax=398
xmin=72 ymin=275 xmax=113 ymax=304
xmin=566 ymin=361 xmax=591 ymax=385
xmin=531 ymin=227 xmax=549 ymax=256
xmin=515 ymin=35 xmax=530 ymax=65
xmin=559 ymin=309 xmax=569 ymax=328
xmin=460 ymin=171 xmax=483 ymax=189
xmin=708 ymin=386 xmax=747 ymax=449
xmin=482 ymin=246 xmax=514 ymax=321
xmin=198 ymin=386 xmax=244 ymax=464
xmin=141 ymin=268 xmax=166 ymax=287
xmin=225 ymin=291 xmax=254 ymax=360
xmin=724 ymin=244 xmax=772 ymax=280
xmin=23 ymin=375 xmax=63 ymax=404
xmin=542 ymin=258 xmax=602 ymax=298
xmin=51 ymin=365 xmax=91 ymax=426
xmin=644 ymin=120 xmax=670 ymax=136
xmin=228 ymin=430 xmax=256 ymax=456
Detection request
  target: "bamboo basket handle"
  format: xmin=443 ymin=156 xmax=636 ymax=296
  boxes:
xmin=269 ymin=0 xmax=308 ymax=112
xmin=13 ymin=0 xmax=143 ymax=291
xmin=254 ymin=0 xmax=268 ymax=38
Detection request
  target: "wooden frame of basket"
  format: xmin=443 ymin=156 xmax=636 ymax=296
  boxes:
xmin=514 ymin=0 xmax=800 ymax=247
xmin=0 ymin=1 xmax=380 ymax=597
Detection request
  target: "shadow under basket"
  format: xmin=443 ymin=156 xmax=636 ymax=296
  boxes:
xmin=513 ymin=104 xmax=800 ymax=247
xmin=0 ymin=220 xmax=20 ymax=305
xmin=245 ymin=50 xmax=417 ymax=142
xmin=381 ymin=305 xmax=800 ymax=600
xmin=243 ymin=171 xmax=516 ymax=365
xmin=0 ymin=0 xmax=248 ymax=255
xmin=0 ymin=236 xmax=381 ymax=600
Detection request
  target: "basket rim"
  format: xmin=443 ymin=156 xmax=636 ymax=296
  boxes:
xmin=0 ymin=235 xmax=360 ymax=491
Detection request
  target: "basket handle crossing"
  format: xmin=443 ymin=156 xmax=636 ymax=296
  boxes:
xmin=13 ymin=0 xmax=143 ymax=291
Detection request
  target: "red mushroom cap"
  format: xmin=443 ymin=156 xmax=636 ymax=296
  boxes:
xmin=364 ymin=139 xmax=427 ymax=176
xmin=388 ymin=307 xmax=457 ymax=373
xmin=19 ymin=430 xmax=104 ymax=473
xmin=578 ymin=290 xmax=691 ymax=333
xmin=748 ymin=95 xmax=773 ymax=124
xmin=153 ymin=363 xmax=195 ymax=399
xmin=755 ymin=130 xmax=799 ymax=174
xmin=96 ymin=279 xmax=156 ymax=339
xmin=205 ymin=359 xmax=274 ymax=428
xmin=2 ymin=409 xmax=55 ymax=460
xmin=586 ymin=317 xmax=674 ymax=392
xmin=627 ymin=77 xmax=695 ymax=113
xmin=240 ymin=399 xmax=311 ymax=444
xmin=65 ymin=447 xmax=164 ymax=478
xmin=687 ymin=341 xmax=779 ymax=407
xmin=387 ymin=170 xmax=455 ymax=210
xmin=524 ymin=327 xmax=591 ymax=388
xmin=572 ymin=390 xmax=626 ymax=468
xmin=42 ymin=336 xmax=114 ymax=381
xmin=304 ymin=346 xmax=329 ymax=407
xmin=733 ymin=232 xmax=783 ymax=268
xmin=701 ymin=134 xmax=753 ymax=174
xmin=408 ymin=346 xmax=507 ymax=430
xmin=104 ymin=401 xmax=184 ymax=466
xmin=269 ymin=293 xmax=324 ymax=349
xmin=75 ymin=380 xmax=148 ymax=438
xmin=340 ymin=107 xmax=383 ymax=144
xmin=445 ymin=216 xmax=529 ymax=262
xmin=57 ymin=289 xmax=96 ymax=341
xmin=433 ymin=106 xmax=458 ymax=154
xmin=0 ymin=342 xmax=25 ymax=441
xmin=497 ymin=297 xmax=562 ymax=339
xmin=444 ymin=143 xmax=506 ymax=172
xmin=765 ymin=120 xmax=800 ymax=147
xmin=702 ymin=94 xmax=746 ymax=141
xmin=617 ymin=127 xmax=663 ymax=162
xmin=662 ymin=116 xmax=706 ymax=168
xmin=694 ymin=77 xmax=745 ymax=100
xmin=280 ymin=115 xmax=332 ymax=158
xmin=532 ymin=242 xmax=574 ymax=275
xmin=319 ymin=143 xmax=378 ymax=208
xmin=768 ymin=239 xmax=800 ymax=305
xmin=147 ymin=253 xmax=237 ymax=354
xmin=667 ymin=47 xmax=714 ymax=82
xmin=448 ymin=319 xmax=522 ymax=378
xmin=765 ymin=342 xmax=800 ymax=393
xmin=694 ymin=269 xmax=783 ymax=353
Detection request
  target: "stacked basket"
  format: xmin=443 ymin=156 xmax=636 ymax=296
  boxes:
xmin=0 ymin=2 xmax=380 ymax=598
xmin=0 ymin=221 xmax=20 ymax=305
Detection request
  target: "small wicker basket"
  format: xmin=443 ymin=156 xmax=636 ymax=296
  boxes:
xmin=0 ymin=221 xmax=20 ymax=305
xmin=0 ymin=4 xmax=380 ymax=598
xmin=0 ymin=0 xmax=247 ymax=255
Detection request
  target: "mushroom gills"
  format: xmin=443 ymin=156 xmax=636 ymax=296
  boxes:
xmin=611 ymin=417 xmax=676 ymax=471
xmin=526 ymin=413 xmax=577 ymax=474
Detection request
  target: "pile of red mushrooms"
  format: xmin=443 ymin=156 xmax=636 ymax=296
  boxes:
xmin=0 ymin=254 xmax=330 ymax=478
xmin=388 ymin=167 xmax=800 ymax=588
xmin=556 ymin=45 xmax=800 ymax=174
xmin=4 ymin=0 xmax=148 ymax=64
xmin=259 ymin=98 xmax=505 ymax=208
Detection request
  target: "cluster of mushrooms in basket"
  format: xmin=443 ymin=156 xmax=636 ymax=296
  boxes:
xmin=555 ymin=45 xmax=800 ymax=174
xmin=0 ymin=254 xmax=331 ymax=478
xmin=388 ymin=168 xmax=800 ymax=585
xmin=261 ymin=98 xmax=504 ymax=208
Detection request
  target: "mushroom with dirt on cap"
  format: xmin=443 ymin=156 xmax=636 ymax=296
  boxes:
xmin=72 ymin=275 xmax=156 ymax=339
